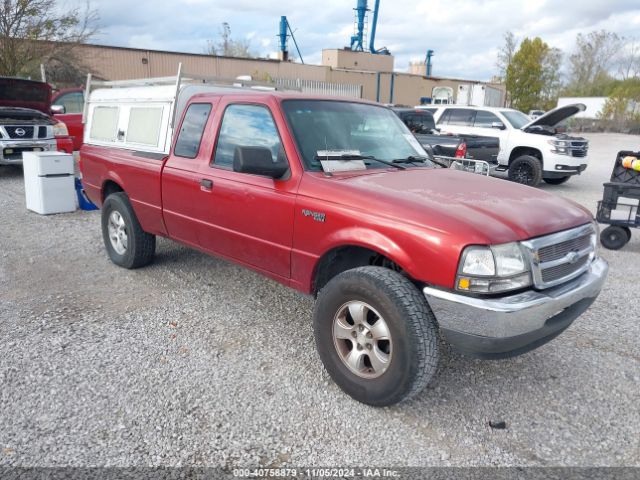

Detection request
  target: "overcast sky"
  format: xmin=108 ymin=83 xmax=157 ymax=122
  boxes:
xmin=66 ymin=0 xmax=640 ymax=81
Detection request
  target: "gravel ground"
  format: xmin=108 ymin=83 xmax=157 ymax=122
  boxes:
xmin=0 ymin=133 xmax=639 ymax=468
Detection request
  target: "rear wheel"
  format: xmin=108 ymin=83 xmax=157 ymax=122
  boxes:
xmin=101 ymin=192 xmax=156 ymax=268
xmin=544 ymin=176 xmax=571 ymax=185
xmin=600 ymin=225 xmax=630 ymax=250
xmin=314 ymin=266 xmax=439 ymax=406
xmin=508 ymin=155 xmax=542 ymax=187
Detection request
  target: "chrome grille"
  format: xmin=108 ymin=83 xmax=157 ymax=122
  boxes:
xmin=5 ymin=126 xmax=35 ymax=139
xmin=522 ymin=224 xmax=596 ymax=289
xmin=538 ymin=233 xmax=592 ymax=262
xmin=541 ymin=255 xmax=590 ymax=283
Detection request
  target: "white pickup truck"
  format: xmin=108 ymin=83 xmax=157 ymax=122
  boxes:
xmin=425 ymin=104 xmax=589 ymax=186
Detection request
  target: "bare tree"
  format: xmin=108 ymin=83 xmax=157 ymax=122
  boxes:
xmin=566 ymin=30 xmax=622 ymax=95
xmin=496 ymin=31 xmax=517 ymax=81
xmin=617 ymin=38 xmax=640 ymax=80
xmin=496 ymin=31 xmax=517 ymax=106
xmin=205 ymin=22 xmax=254 ymax=58
xmin=0 ymin=0 xmax=98 ymax=81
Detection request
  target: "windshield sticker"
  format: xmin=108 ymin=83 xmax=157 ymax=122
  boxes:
xmin=316 ymin=149 xmax=361 ymax=158
xmin=403 ymin=134 xmax=426 ymax=155
xmin=320 ymin=159 xmax=367 ymax=173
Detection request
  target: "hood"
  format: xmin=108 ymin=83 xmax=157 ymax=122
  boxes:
xmin=0 ymin=77 xmax=52 ymax=114
xmin=306 ymin=168 xmax=591 ymax=245
xmin=522 ymin=103 xmax=585 ymax=129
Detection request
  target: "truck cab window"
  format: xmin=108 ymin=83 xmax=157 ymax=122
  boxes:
xmin=174 ymin=103 xmax=212 ymax=158
xmin=213 ymin=104 xmax=284 ymax=169
xmin=55 ymin=92 xmax=84 ymax=114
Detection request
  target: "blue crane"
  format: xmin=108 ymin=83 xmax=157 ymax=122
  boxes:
xmin=349 ymin=0 xmax=389 ymax=55
xmin=278 ymin=16 xmax=304 ymax=63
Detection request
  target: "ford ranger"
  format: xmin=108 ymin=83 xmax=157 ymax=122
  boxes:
xmin=80 ymin=87 xmax=608 ymax=406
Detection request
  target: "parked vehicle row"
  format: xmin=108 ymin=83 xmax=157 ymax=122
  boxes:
xmin=417 ymin=104 xmax=590 ymax=186
xmin=393 ymin=108 xmax=498 ymax=163
xmin=79 ymin=78 xmax=608 ymax=407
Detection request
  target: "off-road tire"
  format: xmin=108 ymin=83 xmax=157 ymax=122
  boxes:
xmin=508 ymin=155 xmax=543 ymax=187
xmin=600 ymin=225 xmax=629 ymax=250
xmin=101 ymin=192 xmax=156 ymax=268
xmin=544 ymin=176 xmax=571 ymax=185
xmin=314 ymin=266 xmax=439 ymax=406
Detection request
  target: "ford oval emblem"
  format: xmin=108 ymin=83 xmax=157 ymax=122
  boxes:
xmin=15 ymin=128 xmax=26 ymax=137
xmin=566 ymin=251 xmax=580 ymax=264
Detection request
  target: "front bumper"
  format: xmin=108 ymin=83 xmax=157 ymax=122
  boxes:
xmin=544 ymin=163 xmax=588 ymax=178
xmin=423 ymin=258 xmax=608 ymax=359
xmin=0 ymin=140 xmax=56 ymax=165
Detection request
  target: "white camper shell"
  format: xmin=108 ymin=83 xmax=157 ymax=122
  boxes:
xmin=83 ymin=66 xmax=282 ymax=154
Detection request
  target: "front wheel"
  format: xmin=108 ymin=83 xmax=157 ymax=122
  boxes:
xmin=508 ymin=155 xmax=543 ymax=187
xmin=600 ymin=225 xmax=630 ymax=250
xmin=314 ymin=266 xmax=439 ymax=406
xmin=544 ymin=176 xmax=571 ymax=185
xmin=101 ymin=192 xmax=156 ymax=268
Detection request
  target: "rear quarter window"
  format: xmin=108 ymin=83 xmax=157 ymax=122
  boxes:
xmin=447 ymin=109 xmax=476 ymax=126
xmin=174 ymin=103 xmax=212 ymax=158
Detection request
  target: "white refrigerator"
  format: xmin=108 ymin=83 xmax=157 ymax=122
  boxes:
xmin=23 ymin=152 xmax=76 ymax=215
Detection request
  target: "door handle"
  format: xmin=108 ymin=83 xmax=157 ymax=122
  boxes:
xmin=200 ymin=178 xmax=213 ymax=190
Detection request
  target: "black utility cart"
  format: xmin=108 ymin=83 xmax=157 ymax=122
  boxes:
xmin=597 ymin=151 xmax=640 ymax=250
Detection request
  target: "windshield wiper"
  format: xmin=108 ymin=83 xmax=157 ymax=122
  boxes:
xmin=314 ymin=153 xmax=406 ymax=170
xmin=391 ymin=155 xmax=430 ymax=164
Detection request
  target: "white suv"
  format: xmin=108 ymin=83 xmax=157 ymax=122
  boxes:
xmin=428 ymin=104 xmax=589 ymax=186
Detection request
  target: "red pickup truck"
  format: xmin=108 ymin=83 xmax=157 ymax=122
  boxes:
xmin=80 ymin=88 xmax=608 ymax=406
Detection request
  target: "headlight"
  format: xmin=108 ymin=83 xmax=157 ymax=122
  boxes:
xmin=548 ymin=139 xmax=569 ymax=155
xmin=456 ymin=242 xmax=532 ymax=294
xmin=53 ymin=121 xmax=69 ymax=136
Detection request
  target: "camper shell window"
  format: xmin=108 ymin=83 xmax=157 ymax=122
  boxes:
xmin=126 ymin=107 xmax=164 ymax=146
xmin=90 ymin=107 xmax=119 ymax=142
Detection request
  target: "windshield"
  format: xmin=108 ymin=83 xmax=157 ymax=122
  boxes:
xmin=501 ymin=110 xmax=531 ymax=129
xmin=282 ymin=100 xmax=432 ymax=171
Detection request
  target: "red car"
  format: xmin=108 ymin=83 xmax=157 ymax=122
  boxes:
xmin=80 ymin=89 xmax=608 ymax=406
xmin=51 ymin=87 xmax=84 ymax=151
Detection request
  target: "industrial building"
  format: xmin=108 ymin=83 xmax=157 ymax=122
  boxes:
xmin=70 ymin=45 xmax=504 ymax=107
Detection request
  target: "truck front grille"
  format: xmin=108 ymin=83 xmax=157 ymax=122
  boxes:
xmin=522 ymin=224 xmax=596 ymax=289
xmin=569 ymin=142 xmax=588 ymax=158
xmin=5 ymin=126 xmax=35 ymax=139
xmin=541 ymin=255 xmax=590 ymax=283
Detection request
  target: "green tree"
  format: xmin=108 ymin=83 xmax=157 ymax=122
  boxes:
xmin=0 ymin=0 xmax=98 ymax=80
xmin=506 ymin=37 xmax=562 ymax=112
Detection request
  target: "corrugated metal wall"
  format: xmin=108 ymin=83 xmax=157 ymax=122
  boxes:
xmin=275 ymin=78 xmax=362 ymax=98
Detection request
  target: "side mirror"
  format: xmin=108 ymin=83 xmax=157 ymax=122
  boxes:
xmin=233 ymin=146 xmax=288 ymax=179
xmin=51 ymin=105 xmax=66 ymax=115
xmin=491 ymin=121 xmax=506 ymax=130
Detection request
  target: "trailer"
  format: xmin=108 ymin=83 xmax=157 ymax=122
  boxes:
xmin=456 ymin=84 xmax=503 ymax=107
